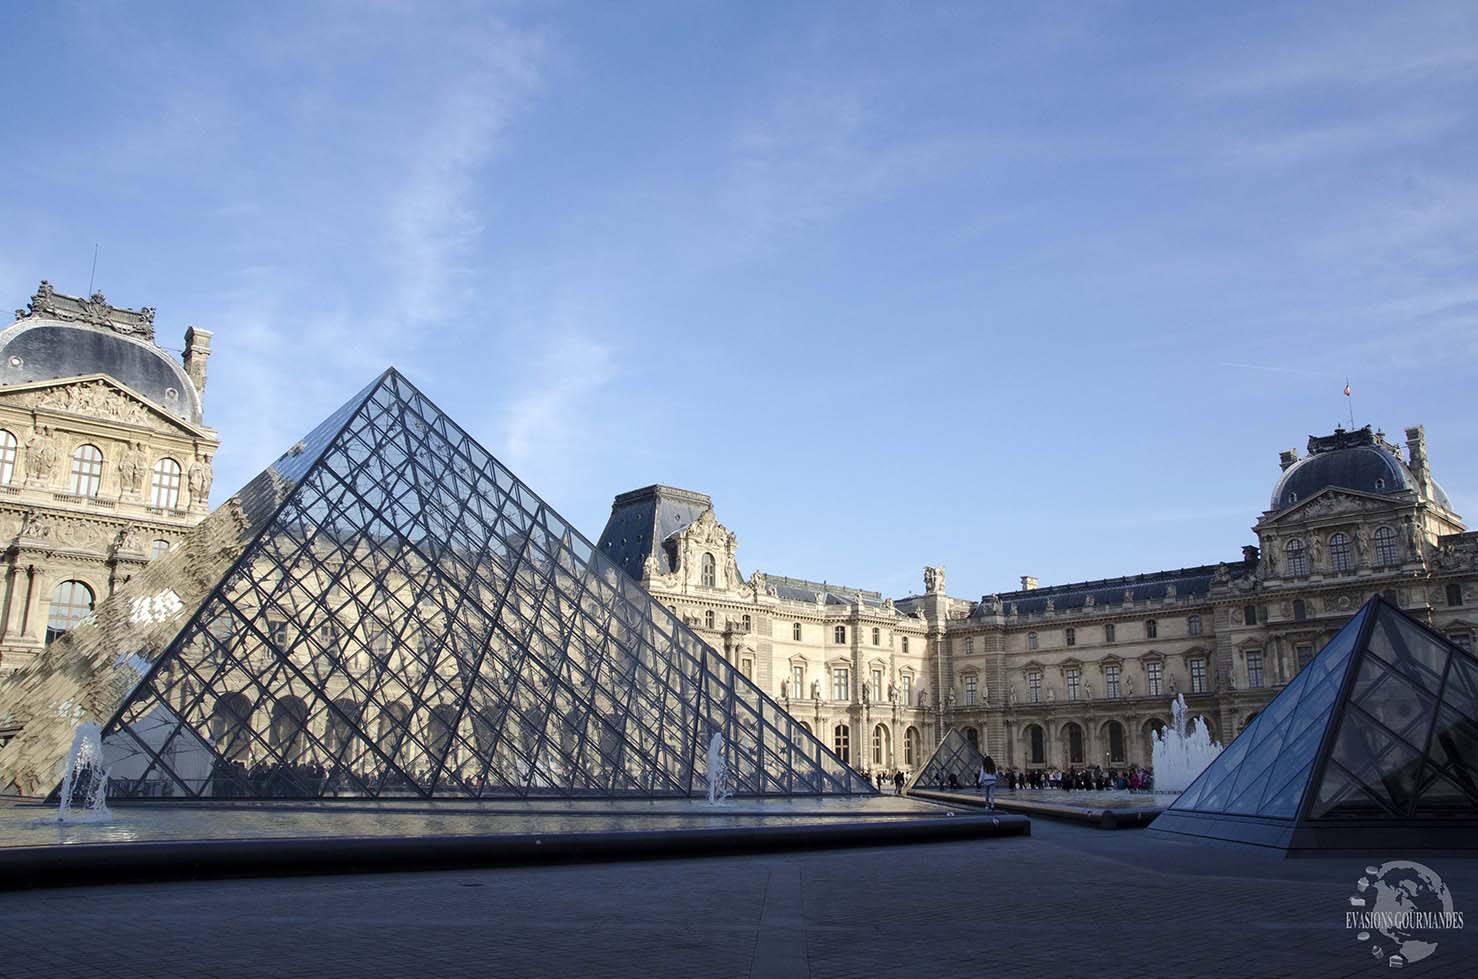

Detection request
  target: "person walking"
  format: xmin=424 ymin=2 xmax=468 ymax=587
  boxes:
xmin=981 ymin=754 xmax=998 ymax=809
xmin=893 ymin=770 xmax=905 ymax=796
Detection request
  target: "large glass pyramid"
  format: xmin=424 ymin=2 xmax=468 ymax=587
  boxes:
xmin=0 ymin=369 xmax=872 ymax=801
xmin=906 ymin=728 xmax=986 ymax=792
xmin=1153 ymin=597 xmax=1478 ymax=849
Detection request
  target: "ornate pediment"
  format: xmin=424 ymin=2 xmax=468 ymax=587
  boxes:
xmin=0 ymin=375 xmax=206 ymax=437
xmin=1261 ymin=487 xmax=1405 ymax=527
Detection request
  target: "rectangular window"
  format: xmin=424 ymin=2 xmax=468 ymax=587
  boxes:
xmin=1452 ymin=633 xmax=1474 ymax=654
xmin=1145 ymin=619 xmax=1158 ymax=639
xmin=872 ymin=627 xmax=880 ymax=646
xmin=1066 ymin=667 xmax=1080 ymax=701
xmin=268 ymin=620 xmax=288 ymax=649
xmin=1296 ymin=643 xmax=1314 ymax=670
xmin=741 ymin=657 xmax=753 ymax=679
xmin=1190 ymin=658 xmax=1207 ymax=694
xmin=964 ymin=674 xmax=977 ymax=706
xmin=871 ymin=668 xmax=884 ymax=700
xmin=1028 ymin=671 xmax=1041 ymax=704
xmin=1247 ymin=651 xmax=1264 ymax=689
xmin=901 ymin=674 xmax=913 ymax=705
xmin=832 ymin=667 xmax=849 ymax=702
xmin=791 ymin=664 xmax=804 ymax=694
xmin=1146 ymin=661 xmax=1163 ymax=696
xmin=1243 ymin=604 xmax=1257 ymax=626
xmin=1187 ymin=614 xmax=1202 ymax=636
xmin=901 ymin=636 xmax=909 ymax=654
xmin=1027 ymin=632 xmax=1038 ymax=650
xmin=1065 ymin=628 xmax=1076 ymax=647
xmin=964 ymin=637 xmax=974 ymax=655
xmin=1105 ymin=664 xmax=1120 ymax=698
xmin=1105 ymin=623 xmax=1115 ymax=643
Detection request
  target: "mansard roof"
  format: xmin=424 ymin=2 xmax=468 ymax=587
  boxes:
xmin=1269 ymin=425 xmax=1452 ymax=513
xmin=597 ymin=484 xmax=712 ymax=580
xmin=972 ymin=564 xmax=1228 ymax=618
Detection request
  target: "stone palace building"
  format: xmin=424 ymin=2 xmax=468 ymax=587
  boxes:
xmin=0 ymin=282 xmax=216 ymax=674
xmin=598 ymin=425 xmax=1478 ymax=776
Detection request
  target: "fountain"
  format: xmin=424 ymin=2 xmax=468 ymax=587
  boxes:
xmin=57 ymin=721 xmax=112 ymax=824
xmin=705 ymin=732 xmax=732 ymax=805
xmin=1151 ymin=694 xmax=1222 ymax=795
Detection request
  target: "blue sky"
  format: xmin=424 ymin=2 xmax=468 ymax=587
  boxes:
xmin=3 ymin=2 xmax=1476 ymax=599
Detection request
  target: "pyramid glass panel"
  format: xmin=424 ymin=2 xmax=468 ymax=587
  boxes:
xmin=1155 ymin=598 xmax=1478 ymax=850
xmin=0 ymin=369 xmax=872 ymax=801
xmin=906 ymin=728 xmax=987 ymax=791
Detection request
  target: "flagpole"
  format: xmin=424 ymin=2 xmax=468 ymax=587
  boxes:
xmin=1345 ymin=377 xmax=1355 ymax=429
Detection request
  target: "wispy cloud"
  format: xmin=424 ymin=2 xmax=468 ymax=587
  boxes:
xmin=499 ymin=330 xmax=617 ymax=470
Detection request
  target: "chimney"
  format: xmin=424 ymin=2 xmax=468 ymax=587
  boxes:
xmin=1020 ymin=575 xmax=1038 ymax=591
xmin=1278 ymin=449 xmax=1299 ymax=471
xmin=183 ymin=326 xmax=213 ymax=400
xmin=1242 ymin=545 xmax=1260 ymax=565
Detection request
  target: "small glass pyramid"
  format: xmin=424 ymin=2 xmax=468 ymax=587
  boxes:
xmin=0 ymin=369 xmax=873 ymax=800
xmin=906 ymin=727 xmax=987 ymax=791
xmin=1156 ymin=596 xmax=1478 ymax=849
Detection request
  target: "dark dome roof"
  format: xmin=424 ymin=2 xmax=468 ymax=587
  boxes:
xmin=0 ymin=319 xmax=202 ymax=424
xmin=1271 ymin=432 xmax=1452 ymax=512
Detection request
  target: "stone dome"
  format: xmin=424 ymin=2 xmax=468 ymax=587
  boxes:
xmin=1270 ymin=427 xmax=1452 ymax=512
xmin=0 ymin=316 xmax=202 ymax=425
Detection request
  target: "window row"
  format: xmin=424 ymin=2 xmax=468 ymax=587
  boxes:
xmin=1282 ymin=528 xmax=1401 ymax=576
xmin=827 ymin=723 xmax=925 ymax=768
xmin=1021 ymin=657 xmax=1207 ymax=702
xmin=1025 ymin=615 xmax=1198 ymax=650
xmin=0 ymin=430 xmax=191 ymax=508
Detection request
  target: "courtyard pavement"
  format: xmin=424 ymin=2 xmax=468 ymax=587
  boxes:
xmin=1 ymin=817 xmax=1475 ymax=978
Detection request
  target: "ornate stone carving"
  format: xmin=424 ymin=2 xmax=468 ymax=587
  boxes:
xmin=188 ymin=455 xmax=213 ymax=506
xmin=118 ymin=441 xmax=147 ymax=496
xmin=17 ymin=281 xmax=156 ymax=340
xmin=23 ymin=426 xmax=58 ymax=483
xmin=20 ymin=382 xmax=153 ymax=427
xmin=810 ymin=678 xmax=821 ymax=700
xmin=887 ymin=679 xmax=897 ymax=703
xmin=923 ymin=566 xmax=945 ymax=594
xmin=117 ymin=526 xmax=148 ymax=554
xmin=21 ymin=511 xmax=106 ymax=550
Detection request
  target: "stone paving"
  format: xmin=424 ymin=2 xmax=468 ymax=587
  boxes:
xmin=1 ymin=818 xmax=1475 ymax=977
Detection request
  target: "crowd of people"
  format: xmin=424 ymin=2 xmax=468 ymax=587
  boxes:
xmin=998 ymin=765 xmax=1154 ymax=792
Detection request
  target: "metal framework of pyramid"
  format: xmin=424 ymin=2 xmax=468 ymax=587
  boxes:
xmin=906 ymin=727 xmax=986 ymax=792
xmin=0 ymin=369 xmax=873 ymax=801
xmin=1152 ymin=596 xmax=1478 ymax=850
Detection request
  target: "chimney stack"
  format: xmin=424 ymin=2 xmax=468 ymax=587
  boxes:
xmin=1279 ymin=449 xmax=1299 ymax=471
xmin=183 ymin=326 xmax=213 ymax=401
xmin=1020 ymin=575 xmax=1038 ymax=591
xmin=1405 ymin=425 xmax=1431 ymax=498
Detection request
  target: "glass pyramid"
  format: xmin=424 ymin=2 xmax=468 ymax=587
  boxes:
xmin=1156 ymin=597 xmax=1478 ymax=849
xmin=0 ymin=369 xmax=872 ymax=801
xmin=906 ymin=727 xmax=986 ymax=791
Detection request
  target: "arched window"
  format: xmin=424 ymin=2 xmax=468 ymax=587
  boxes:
xmin=904 ymin=726 xmax=920 ymax=766
xmin=1027 ymin=631 xmax=1038 ymax=650
xmin=792 ymin=622 xmax=802 ymax=641
xmin=1065 ymin=723 xmax=1085 ymax=764
xmin=46 ymin=579 xmax=94 ymax=644
xmin=270 ymin=696 xmax=309 ymax=762
xmin=150 ymin=457 xmax=182 ymax=509
xmin=834 ymin=625 xmax=846 ymax=644
xmin=1027 ymin=724 xmax=1045 ymax=764
xmin=1329 ymin=532 xmax=1353 ymax=572
xmin=69 ymin=444 xmax=104 ymax=497
xmin=211 ymin=693 xmax=254 ymax=763
xmin=325 ymin=700 xmax=359 ymax=757
xmin=1285 ymin=538 xmax=1309 ymax=577
xmin=871 ymin=627 xmax=880 ymax=646
xmin=1373 ymin=526 xmax=1399 ymax=567
xmin=741 ymin=614 xmax=751 ymax=632
xmin=1106 ymin=721 xmax=1126 ymax=763
xmin=964 ymin=727 xmax=979 ymax=750
xmin=833 ymin=724 xmax=850 ymax=764
xmin=872 ymin=724 xmax=889 ymax=765
xmin=700 ymin=552 xmax=716 ymax=587
xmin=150 ymin=539 xmax=171 ymax=561
xmin=703 ymin=609 xmax=715 ymax=629
xmin=0 ymin=429 xmax=15 ymax=485
xmin=797 ymin=720 xmax=812 ymax=734
xmin=1447 ymin=583 xmax=1464 ymax=607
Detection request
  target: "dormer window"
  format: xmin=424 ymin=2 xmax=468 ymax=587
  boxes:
xmin=1375 ymin=477 xmax=1386 ymax=490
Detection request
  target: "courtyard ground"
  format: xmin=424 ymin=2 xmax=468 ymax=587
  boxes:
xmin=1 ymin=817 xmax=1474 ymax=978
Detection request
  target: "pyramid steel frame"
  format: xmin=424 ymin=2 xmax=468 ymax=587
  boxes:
xmin=0 ymin=369 xmax=874 ymax=801
xmin=906 ymin=727 xmax=986 ymax=792
xmin=1152 ymin=597 xmax=1478 ymax=850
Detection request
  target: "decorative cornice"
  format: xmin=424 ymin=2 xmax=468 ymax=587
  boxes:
xmin=15 ymin=280 xmax=156 ymax=341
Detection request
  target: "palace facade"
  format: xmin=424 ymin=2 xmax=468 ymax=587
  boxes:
xmin=598 ymin=426 xmax=1478 ymax=776
xmin=0 ymin=283 xmax=216 ymax=674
